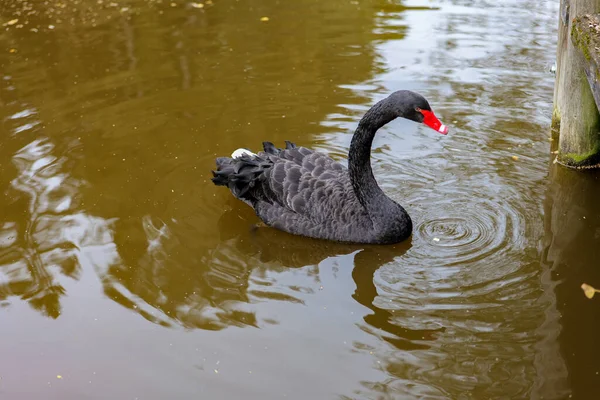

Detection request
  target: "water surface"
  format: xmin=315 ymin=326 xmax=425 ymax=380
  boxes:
xmin=1 ymin=0 xmax=600 ymax=398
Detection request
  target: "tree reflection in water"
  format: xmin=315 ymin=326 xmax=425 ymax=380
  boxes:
xmin=0 ymin=137 xmax=119 ymax=318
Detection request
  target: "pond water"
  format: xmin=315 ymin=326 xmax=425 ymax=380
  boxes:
xmin=1 ymin=0 xmax=600 ymax=398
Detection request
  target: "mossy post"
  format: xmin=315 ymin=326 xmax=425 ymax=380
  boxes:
xmin=553 ymin=0 xmax=600 ymax=168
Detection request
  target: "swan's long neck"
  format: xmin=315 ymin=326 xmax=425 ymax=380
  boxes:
xmin=347 ymin=94 xmax=416 ymax=241
xmin=348 ymin=123 xmax=384 ymax=212
xmin=348 ymin=100 xmax=397 ymax=218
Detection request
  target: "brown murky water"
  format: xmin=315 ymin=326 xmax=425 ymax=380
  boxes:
xmin=2 ymin=0 xmax=600 ymax=398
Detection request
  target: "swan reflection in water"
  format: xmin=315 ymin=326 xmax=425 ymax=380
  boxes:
xmin=101 ymin=202 xmax=444 ymax=351
xmin=222 ymin=207 xmax=445 ymax=350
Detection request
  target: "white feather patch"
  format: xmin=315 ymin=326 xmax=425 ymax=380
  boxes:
xmin=231 ymin=148 xmax=256 ymax=158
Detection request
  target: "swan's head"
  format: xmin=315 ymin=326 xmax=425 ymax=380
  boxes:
xmin=390 ymin=90 xmax=449 ymax=135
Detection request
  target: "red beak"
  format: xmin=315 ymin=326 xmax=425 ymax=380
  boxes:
xmin=420 ymin=109 xmax=448 ymax=135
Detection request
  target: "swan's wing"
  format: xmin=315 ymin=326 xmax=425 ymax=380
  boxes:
xmin=261 ymin=159 xmax=351 ymax=221
xmin=255 ymin=196 xmax=363 ymax=241
xmin=259 ymin=141 xmax=347 ymax=179
xmin=254 ymin=154 xmax=371 ymax=240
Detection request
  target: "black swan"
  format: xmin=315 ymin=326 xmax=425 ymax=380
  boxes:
xmin=211 ymin=90 xmax=448 ymax=244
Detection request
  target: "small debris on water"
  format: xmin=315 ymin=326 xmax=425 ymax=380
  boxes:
xmin=57 ymin=375 xmax=62 ymax=379
xmin=582 ymin=283 xmax=599 ymax=299
xmin=191 ymin=2 xmax=204 ymax=8
xmin=512 ymin=155 xmax=519 ymax=161
xmin=260 ymin=16 xmax=270 ymax=22
xmin=433 ymin=237 xmax=440 ymax=242
xmin=5 ymin=19 xmax=19 ymax=26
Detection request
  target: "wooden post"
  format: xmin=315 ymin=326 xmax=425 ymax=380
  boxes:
xmin=553 ymin=0 xmax=600 ymax=168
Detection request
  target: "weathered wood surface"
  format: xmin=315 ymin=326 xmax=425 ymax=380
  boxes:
xmin=553 ymin=0 xmax=600 ymax=168
xmin=571 ymin=14 xmax=600 ymax=115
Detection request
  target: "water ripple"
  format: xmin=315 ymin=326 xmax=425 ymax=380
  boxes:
xmin=415 ymin=195 xmax=520 ymax=268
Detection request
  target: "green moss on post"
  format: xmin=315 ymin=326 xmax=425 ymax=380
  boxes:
xmin=557 ymin=73 xmax=600 ymax=167
xmin=571 ymin=18 xmax=593 ymax=62
xmin=564 ymin=147 xmax=600 ymax=163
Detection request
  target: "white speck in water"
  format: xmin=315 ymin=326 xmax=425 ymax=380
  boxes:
xmin=433 ymin=237 xmax=440 ymax=242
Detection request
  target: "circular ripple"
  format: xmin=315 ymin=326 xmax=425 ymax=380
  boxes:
xmin=414 ymin=197 xmax=517 ymax=268
xmin=420 ymin=217 xmax=474 ymax=244
xmin=414 ymin=196 xmax=521 ymax=269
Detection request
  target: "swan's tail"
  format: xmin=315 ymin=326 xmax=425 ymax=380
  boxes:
xmin=211 ymin=146 xmax=270 ymax=202
xmin=211 ymin=141 xmax=298 ymax=203
xmin=212 ymin=148 xmax=258 ymax=184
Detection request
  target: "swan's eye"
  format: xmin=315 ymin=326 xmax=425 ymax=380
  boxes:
xmin=415 ymin=107 xmax=422 ymax=113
